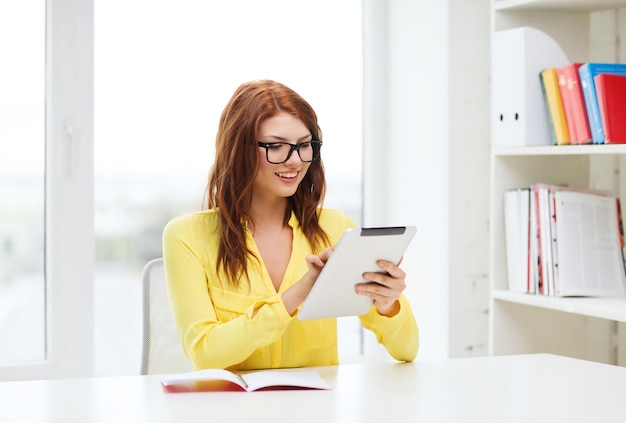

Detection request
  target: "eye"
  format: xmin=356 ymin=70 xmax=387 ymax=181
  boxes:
xmin=267 ymin=143 xmax=287 ymax=151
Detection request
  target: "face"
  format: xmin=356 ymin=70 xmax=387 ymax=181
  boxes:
xmin=253 ymin=111 xmax=313 ymax=202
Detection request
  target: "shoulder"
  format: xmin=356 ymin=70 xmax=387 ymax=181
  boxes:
xmin=163 ymin=209 xmax=220 ymax=243
xmin=317 ymin=208 xmax=356 ymax=226
xmin=317 ymin=208 xmax=357 ymax=243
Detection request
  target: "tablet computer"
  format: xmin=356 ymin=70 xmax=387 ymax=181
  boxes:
xmin=297 ymin=226 xmax=417 ymax=320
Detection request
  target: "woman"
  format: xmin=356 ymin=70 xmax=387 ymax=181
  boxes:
xmin=162 ymin=80 xmax=418 ymax=370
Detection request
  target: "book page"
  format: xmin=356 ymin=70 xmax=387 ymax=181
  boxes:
xmin=554 ymin=191 xmax=626 ymax=297
xmin=161 ymin=368 xmax=245 ymax=389
xmin=242 ymin=370 xmax=330 ymax=392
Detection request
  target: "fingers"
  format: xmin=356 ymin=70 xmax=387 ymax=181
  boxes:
xmin=305 ymin=254 xmax=325 ymax=268
xmin=354 ymin=280 xmax=401 ymax=317
xmin=305 ymin=247 xmax=334 ymax=269
xmin=319 ymin=247 xmax=334 ymax=262
xmin=361 ymin=260 xmax=406 ymax=290
xmin=355 ymin=260 xmax=406 ymax=316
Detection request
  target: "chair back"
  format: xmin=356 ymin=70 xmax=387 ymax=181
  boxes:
xmin=140 ymin=258 xmax=193 ymax=375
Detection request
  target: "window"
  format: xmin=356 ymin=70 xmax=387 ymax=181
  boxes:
xmin=0 ymin=0 xmax=363 ymax=380
xmin=0 ymin=0 xmax=94 ymax=380
xmin=0 ymin=0 xmax=46 ymax=365
xmin=94 ymin=0 xmax=363 ymax=375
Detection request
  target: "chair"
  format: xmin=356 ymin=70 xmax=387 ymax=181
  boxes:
xmin=140 ymin=258 xmax=194 ymax=375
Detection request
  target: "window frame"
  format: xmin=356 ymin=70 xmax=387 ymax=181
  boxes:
xmin=0 ymin=0 xmax=94 ymax=380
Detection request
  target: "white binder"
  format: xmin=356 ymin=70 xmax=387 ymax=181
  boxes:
xmin=492 ymin=27 xmax=570 ymax=147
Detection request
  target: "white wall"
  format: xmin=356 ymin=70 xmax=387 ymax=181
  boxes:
xmin=363 ymin=0 xmax=490 ymax=360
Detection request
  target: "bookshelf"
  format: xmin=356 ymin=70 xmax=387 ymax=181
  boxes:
xmin=489 ymin=0 xmax=626 ymax=366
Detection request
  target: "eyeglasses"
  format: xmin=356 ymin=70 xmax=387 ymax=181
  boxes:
xmin=257 ymin=140 xmax=323 ymax=164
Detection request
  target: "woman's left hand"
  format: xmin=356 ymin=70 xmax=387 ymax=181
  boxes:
xmin=355 ymin=259 xmax=406 ymax=317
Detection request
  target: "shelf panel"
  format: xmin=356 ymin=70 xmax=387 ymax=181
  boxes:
xmin=494 ymin=0 xmax=626 ymax=12
xmin=493 ymin=144 xmax=626 ymax=156
xmin=492 ymin=290 xmax=626 ymax=322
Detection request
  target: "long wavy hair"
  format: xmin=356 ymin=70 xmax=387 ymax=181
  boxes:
xmin=205 ymin=80 xmax=329 ymax=287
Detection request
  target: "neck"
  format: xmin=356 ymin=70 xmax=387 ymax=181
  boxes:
xmin=249 ymin=197 xmax=289 ymax=233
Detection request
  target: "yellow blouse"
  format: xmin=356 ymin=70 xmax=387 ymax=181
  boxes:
xmin=162 ymin=208 xmax=419 ymax=370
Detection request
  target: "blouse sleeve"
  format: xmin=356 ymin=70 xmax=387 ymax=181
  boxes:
xmin=358 ymin=295 xmax=419 ymax=362
xmin=162 ymin=215 xmax=295 ymax=370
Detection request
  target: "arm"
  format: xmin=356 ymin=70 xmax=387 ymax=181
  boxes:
xmin=281 ymin=247 xmax=333 ymax=315
xmin=356 ymin=259 xmax=419 ymax=361
xmin=359 ymin=295 xmax=419 ymax=362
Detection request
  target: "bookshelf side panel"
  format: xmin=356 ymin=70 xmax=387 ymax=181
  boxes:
xmin=491 ymin=300 xmax=589 ymax=358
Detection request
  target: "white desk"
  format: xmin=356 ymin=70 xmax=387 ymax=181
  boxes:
xmin=1 ymin=354 xmax=625 ymax=422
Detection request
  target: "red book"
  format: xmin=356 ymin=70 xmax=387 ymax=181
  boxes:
xmin=556 ymin=63 xmax=592 ymax=144
xmin=595 ymin=73 xmax=626 ymax=144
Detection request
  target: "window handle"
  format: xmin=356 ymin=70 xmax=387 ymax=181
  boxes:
xmin=64 ymin=119 xmax=79 ymax=177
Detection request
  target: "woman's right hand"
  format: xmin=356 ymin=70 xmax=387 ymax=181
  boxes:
xmin=281 ymin=247 xmax=333 ymax=315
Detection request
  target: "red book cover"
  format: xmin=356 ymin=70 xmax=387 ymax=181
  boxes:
xmin=595 ymin=73 xmax=626 ymax=144
xmin=556 ymin=63 xmax=592 ymax=144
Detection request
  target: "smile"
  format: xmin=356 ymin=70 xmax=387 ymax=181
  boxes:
xmin=276 ymin=171 xmax=298 ymax=179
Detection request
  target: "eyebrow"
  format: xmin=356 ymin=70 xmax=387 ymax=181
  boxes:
xmin=261 ymin=134 xmax=313 ymax=143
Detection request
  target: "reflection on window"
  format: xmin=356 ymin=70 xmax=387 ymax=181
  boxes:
xmin=94 ymin=0 xmax=362 ymax=375
xmin=0 ymin=1 xmax=46 ymax=364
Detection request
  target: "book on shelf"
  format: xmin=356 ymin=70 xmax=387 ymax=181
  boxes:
xmin=529 ymin=188 xmax=539 ymax=294
xmin=552 ymin=190 xmax=626 ymax=297
xmin=504 ymin=185 xmax=626 ymax=297
xmin=594 ymin=73 xmax=626 ymax=144
xmin=534 ymin=183 xmax=560 ymax=296
xmin=503 ymin=186 xmax=543 ymax=295
xmin=504 ymin=188 xmax=531 ymax=293
xmin=161 ymin=368 xmax=331 ymax=392
xmin=556 ymin=63 xmax=591 ymax=144
xmin=539 ymin=68 xmax=570 ymax=145
xmin=578 ymin=62 xmax=626 ymax=144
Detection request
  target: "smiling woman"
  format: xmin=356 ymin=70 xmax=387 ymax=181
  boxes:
xmin=94 ymin=0 xmax=363 ymax=375
xmin=161 ymin=80 xmax=418 ymax=371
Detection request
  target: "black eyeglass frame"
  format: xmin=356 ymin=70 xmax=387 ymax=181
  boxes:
xmin=257 ymin=140 xmax=323 ymax=164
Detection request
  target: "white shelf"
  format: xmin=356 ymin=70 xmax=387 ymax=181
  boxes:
xmin=494 ymin=0 xmax=626 ymax=12
xmin=492 ymin=290 xmax=626 ymax=322
xmin=490 ymin=0 xmax=626 ymax=365
xmin=494 ymin=144 xmax=626 ymax=156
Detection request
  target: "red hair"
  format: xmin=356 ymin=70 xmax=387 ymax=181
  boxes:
xmin=205 ymin=80 xmax=328 ymax=286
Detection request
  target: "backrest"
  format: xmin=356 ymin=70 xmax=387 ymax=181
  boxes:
xmin=140 ymin=258 xmax=194 ymax=375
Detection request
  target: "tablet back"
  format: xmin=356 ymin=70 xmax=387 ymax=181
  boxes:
xmin=298 ymin=226 xmax=416 ymax=320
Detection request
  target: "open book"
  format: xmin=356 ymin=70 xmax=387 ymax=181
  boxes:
xmin=552 ymin=190 xmax=626 ymax=297
xmin=161 ymin=368 xmax=331 ymax=392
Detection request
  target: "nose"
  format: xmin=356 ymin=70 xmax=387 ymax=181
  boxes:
xmin=285 ymin=146 xmax=303 ymax=164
